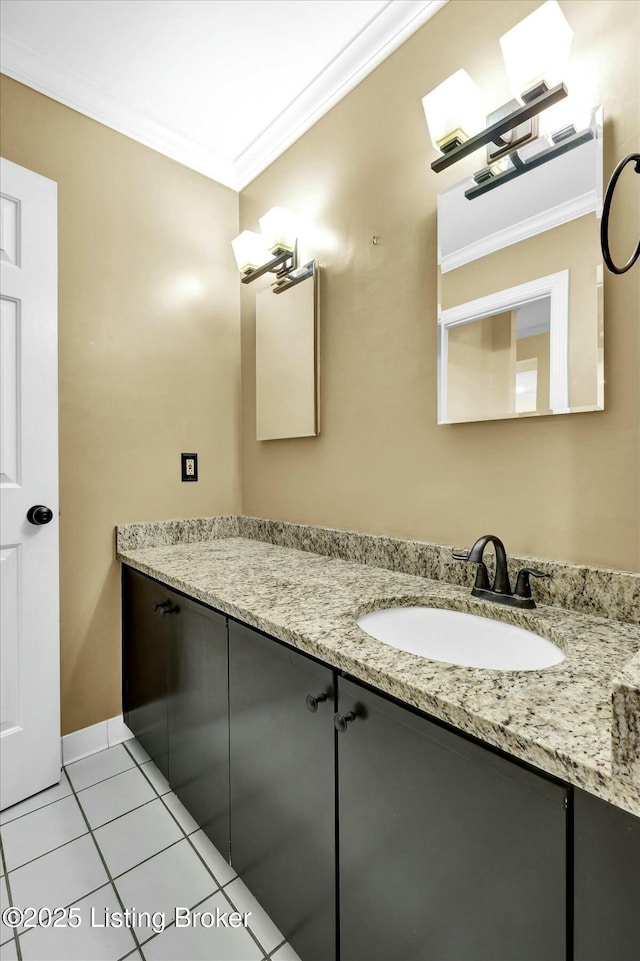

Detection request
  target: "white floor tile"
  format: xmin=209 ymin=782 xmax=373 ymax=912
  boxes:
xmin=190 ymin=830 xmax=236 ymax=886
xmin=1 ymin=876 xmax=13 ymax=945
xmin=123 ymin=739 xmax=150 ymax=766
xmin=224 ymin=877 xmax=285 ymax=954
xmin=272 ymin=941 xmax=302 ymax=961
xmin=1 ymin=796 xmax=87 ymax=871
xmin=66 ymin=745 xmax=135 ymax=793
xmin=114 ymin=839 xmax=217 ymax=943
xmin=143 ymin=891 xmax=262 ymax=961
xmin=77 ymin=768 xmax=156 ymax=828
xmin=9 ymin=835 xmax=108 ymax=916
xmin=18 ymin=883 xmax=137 ymax=961
xmin=93 ymin=799 xmax=182 ymax=878
xmin=0 ymin=772 xmax=72 ymax=826
xmin=140 ymin=761 xmax=170 ymax=796
xmin=0 ymin=936 xmax=18 ymax=960
xmin=162 ymin=792 xmax=199 ymax=835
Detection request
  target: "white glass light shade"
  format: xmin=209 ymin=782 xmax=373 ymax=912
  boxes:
xmin=500 ymin=0 xmax=573 ymax=100
xmin=422 ymin=70 xmax=483 ymax=152
xmin=259 ymin=206 xmax=298 ymax=253
xmin=231 ymin=230 xmax=273 ymax=274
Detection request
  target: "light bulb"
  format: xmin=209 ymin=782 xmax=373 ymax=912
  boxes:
xmin=422 ymin=70 xmax=484 ymax=153
xmin=231 ymin=230 xmax=273 ymax=274
xmin=259 ymin=207 xmax=298 ymax=254
xmin=500 ymin=1 xmax=573 ymax=102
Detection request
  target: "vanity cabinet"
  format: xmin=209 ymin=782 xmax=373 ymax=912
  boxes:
xmin=337 ymin=676 xmax=568 ymax=961
xmin=122 ymin=567 xmax=230 ymax=853
xmin=167 ymin=593 xmax=229 ymax=855
xmin=122 ymin=565 xmax=171 ymax=777
xmin=122 ymin=567 xmax=639 ymax=961
xmin=573 ymin=788 xmax=640 ymax=961
xmin=228 ymin=620 xmax=336 ymax=961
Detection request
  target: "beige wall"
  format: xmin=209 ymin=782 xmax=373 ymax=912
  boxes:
xmin=239 ymin=0 xmax=640 ymax=572
xmin=447 ymin=311 xmax=516 ymax=421
xmin=0 ymin=77 xmax=242 ymax=735
xmin=517 ymin=333 xmax=552 ymax=416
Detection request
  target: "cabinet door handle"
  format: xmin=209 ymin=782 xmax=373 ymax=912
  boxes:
xmin=334 ymin=711 xmax=357 ymax=733
xmin=306 ymin=693 xmax=329 ymax=713
xmin=153 ymin=601 xmax=179 ymax=617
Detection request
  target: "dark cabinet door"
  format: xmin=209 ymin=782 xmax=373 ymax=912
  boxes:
xmin=574 ymin=788 xmax=640 ymax=961
xmin=167 ymin=595 xmax=230 ymax=857
xmin=229 ymin=620 xmax=336 ymax=961
xmin=337 ymin=676 xmax=568 ymax=961
xmin=122 ymin=566 xmax=171 ymax=777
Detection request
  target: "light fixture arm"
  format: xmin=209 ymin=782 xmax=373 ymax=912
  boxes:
xmin=600 ymin=153 xmax=640 ymax=275
xmin=241 ymin=243 xmax=297 ymax=285
xmin=431 ymin=82 xmax=568 ymax=173
xmin=464 ymin=127 xmax=594 ymax=200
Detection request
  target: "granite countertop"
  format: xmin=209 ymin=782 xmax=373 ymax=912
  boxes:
xmin=117 ymin=531 xmax=640 ymax=816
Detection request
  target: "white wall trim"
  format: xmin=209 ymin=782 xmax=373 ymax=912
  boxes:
xmin=234 ymin=0 xmax=448 ymax=189
xmin=440 ymin=191 xmax=598 ymax=273
xmin=438 ymin=270 xmax=570 ymax=421
xmin=0 ymin=34 xmax=237 ymax=189
xmin=62 ymin=714 xmax=133 ymax=766
xmin=1 ymin=1 xmax=447 ymax=191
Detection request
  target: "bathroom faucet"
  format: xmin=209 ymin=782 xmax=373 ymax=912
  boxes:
xmin=453 ymin=534 xmax=550 ymax=610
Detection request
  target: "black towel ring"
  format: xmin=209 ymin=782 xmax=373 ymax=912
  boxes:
xmin=600 ymin=153 xmax=640 ymax=274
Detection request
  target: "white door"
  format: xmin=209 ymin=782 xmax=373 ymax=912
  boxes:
xmin=0 ymin=157 xmax=60 ymax=810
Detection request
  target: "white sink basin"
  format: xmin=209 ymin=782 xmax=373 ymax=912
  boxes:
xmin=357 ymin=606 xmax=565 ymax=671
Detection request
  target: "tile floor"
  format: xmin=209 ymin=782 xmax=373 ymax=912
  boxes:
xmin=0 ymin=739 xmax=301 ymax=961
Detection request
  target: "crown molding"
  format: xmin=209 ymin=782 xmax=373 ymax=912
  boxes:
xmin=234 ymin=0 xmax=448 ymax=189
xmin=1 ymin=1 xmax=447 ymax=192
xmin=439 ymin=190 xmax=598 ymax=273
xmin=0 ymin=33 xmax=237 ymax=189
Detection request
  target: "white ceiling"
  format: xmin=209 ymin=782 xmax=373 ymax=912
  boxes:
xmin=0 ymin=0 xmax=446 ymax=190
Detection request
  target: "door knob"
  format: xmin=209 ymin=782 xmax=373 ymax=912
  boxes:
xmin=26 ymin=505 xmax=53 ymax=526
xmin=306 ymin=693 xmax=329 ymax=713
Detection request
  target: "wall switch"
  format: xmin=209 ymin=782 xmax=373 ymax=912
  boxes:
xmin=181 ymin=453 xmax=198 ymax=482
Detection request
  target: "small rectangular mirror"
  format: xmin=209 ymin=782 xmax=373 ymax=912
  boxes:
xmin=437 ymin=106 xmax=604 ymax=424
xmin=256 ymin=264 xmax=319 ymax=440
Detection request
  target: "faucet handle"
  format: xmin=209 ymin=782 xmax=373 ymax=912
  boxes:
xmin=453 ymin=549 xmax=490 ymax=590
xmin=515 ymin=568 xmax=552 ymax=599
xmin=452 ymin=549 xmax=470 ymax=561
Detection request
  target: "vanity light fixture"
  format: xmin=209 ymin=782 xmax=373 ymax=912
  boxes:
xmin=423 ymin=1 xmax=574 ymax=179
xmin=231 ymin=206 xmax=314 ymax=294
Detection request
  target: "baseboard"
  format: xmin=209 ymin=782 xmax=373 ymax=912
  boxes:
xmin=62 ymin=714 xmax=134 ymax=766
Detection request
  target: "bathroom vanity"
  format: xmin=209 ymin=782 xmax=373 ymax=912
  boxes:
xmin=118 ymin=517 xmax=640 ymax=961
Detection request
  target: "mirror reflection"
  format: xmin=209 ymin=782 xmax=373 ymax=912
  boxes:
xmin=437 ymin=106 xmax=603 ymax=424
xmin=446 ymin=298 xmax=552 ymax=421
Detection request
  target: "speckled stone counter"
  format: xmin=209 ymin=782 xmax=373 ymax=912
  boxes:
xmin=117 ymin=515 xmax=640 ymax=624
xmin=116 ymin=521 xmax=640 ymax=816
xmin=613 ymin=653 xmax=640 ymax=787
